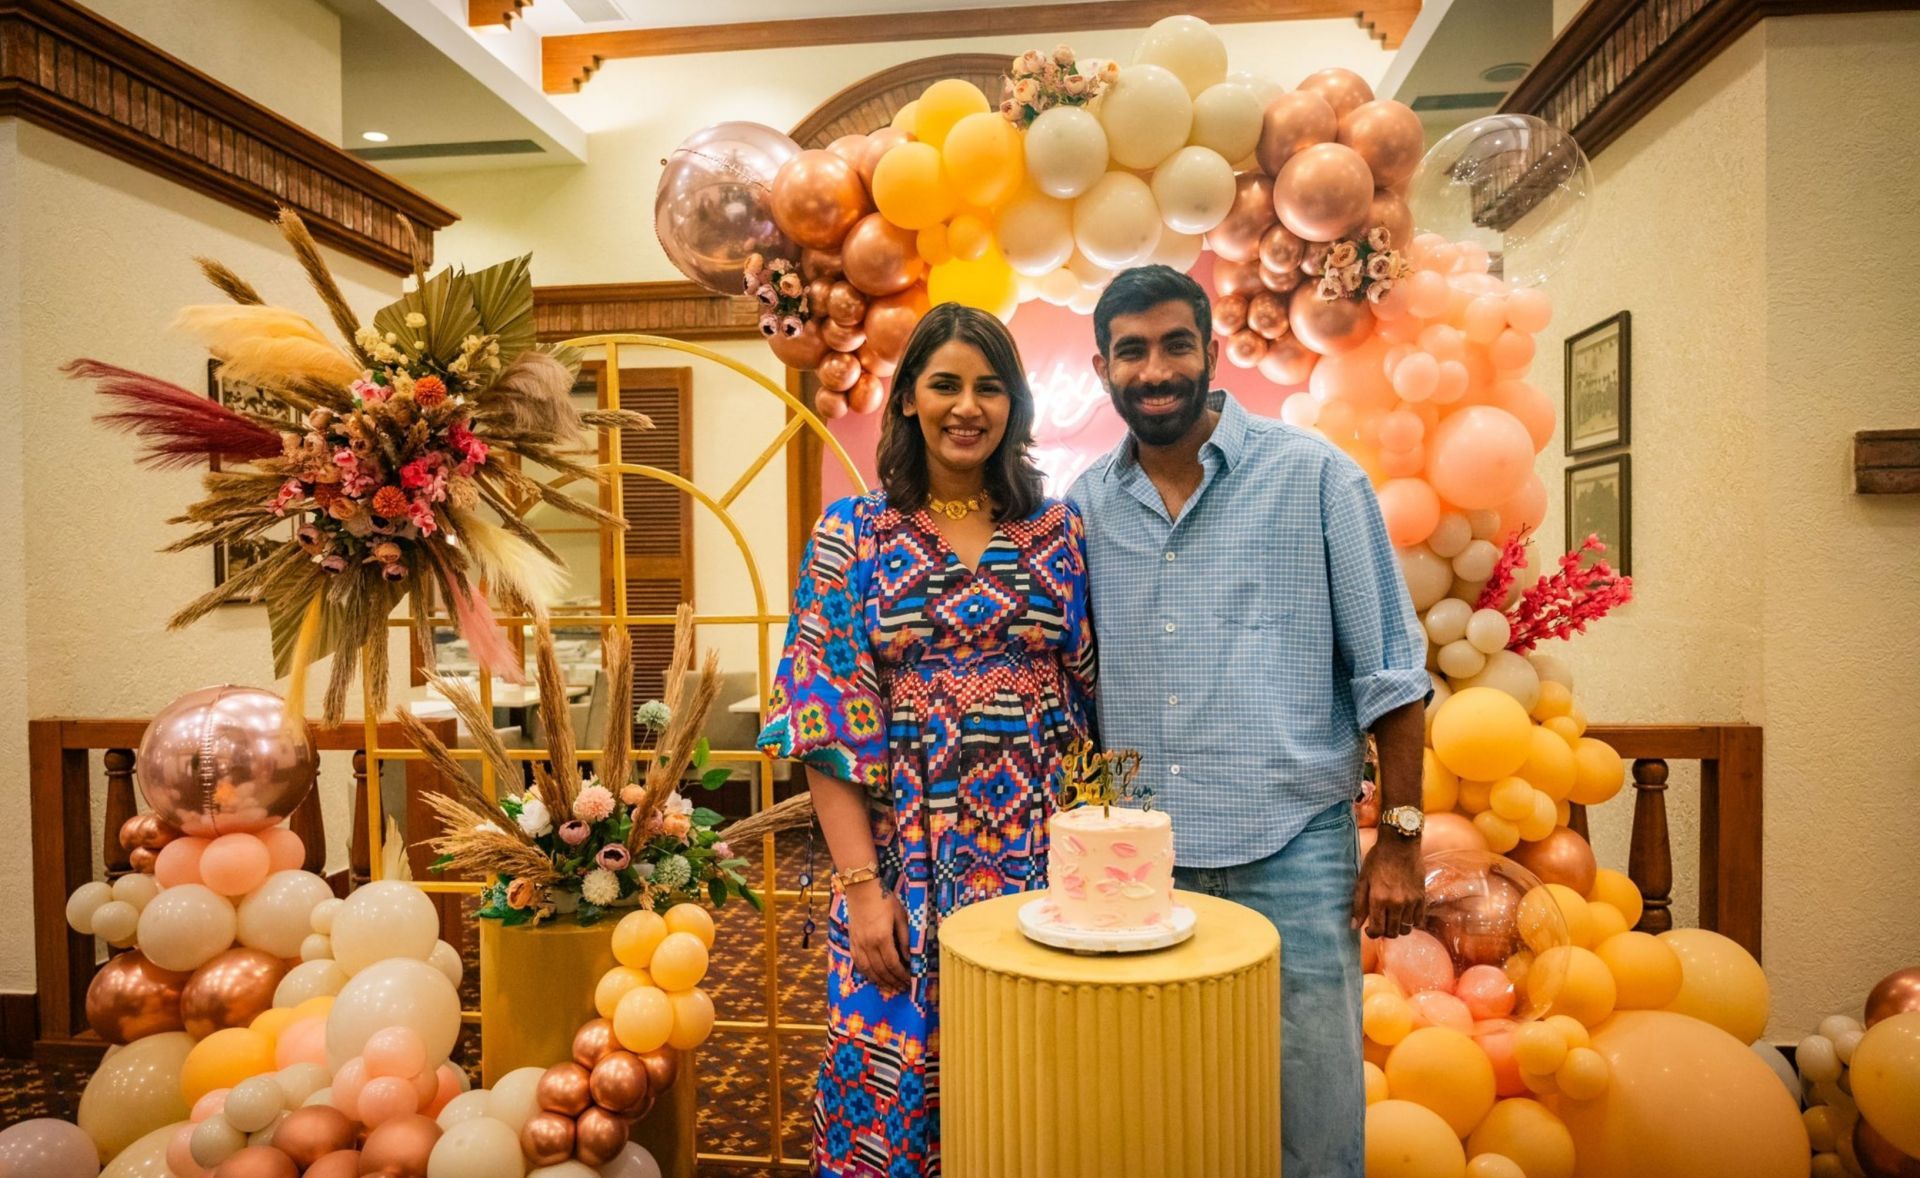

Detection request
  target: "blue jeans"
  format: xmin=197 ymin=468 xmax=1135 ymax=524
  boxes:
xmin=1175 ymin=801 xmax=1364 ymax=1178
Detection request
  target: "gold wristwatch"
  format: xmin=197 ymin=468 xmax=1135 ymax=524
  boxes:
xmin=831 ymin=863 xmax=880 ymax=890
xmin=1380 ymin=806 xmax=1424 ymax=838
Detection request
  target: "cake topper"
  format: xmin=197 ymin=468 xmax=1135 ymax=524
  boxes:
xmin=1055 ymin=738 xmax=1151 ymax=816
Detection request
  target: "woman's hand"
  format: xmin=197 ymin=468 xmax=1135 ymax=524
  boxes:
xmin=844 ymin=881 xmax=912 ymax=994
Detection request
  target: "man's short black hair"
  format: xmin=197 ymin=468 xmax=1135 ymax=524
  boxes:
xmin=1092 ymin=265 xmax=1213 ymax=357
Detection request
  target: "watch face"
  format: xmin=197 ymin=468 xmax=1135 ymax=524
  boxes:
xmin=1391 ymin=809 xmax=1420 ymax=834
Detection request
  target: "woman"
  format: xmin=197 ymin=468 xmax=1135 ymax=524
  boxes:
xmin=760 ymin=303 xmax=1095 ymax=1176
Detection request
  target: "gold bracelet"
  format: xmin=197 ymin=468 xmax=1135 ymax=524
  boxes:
xmin=831 ymin=863 xmax=879 ymax=890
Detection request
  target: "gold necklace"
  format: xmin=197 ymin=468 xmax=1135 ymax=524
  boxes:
xmin=927 ymin=493 xmax=987 ymax=520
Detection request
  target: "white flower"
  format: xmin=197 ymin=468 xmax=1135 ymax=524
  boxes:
xmin=404 ymin=312 xmax=427 ymax=328
xmin=635 ymin=700 xmax=672 ymax=730
xmin=634 ymin=861 xmax=656 ymax=881
xmin=516 ymin=797 xmax=552 ymax=838
xmin=581 ymin=868 xmax=620 ymax=906
xmin=664 ymin=791 xmax=694 ymax=817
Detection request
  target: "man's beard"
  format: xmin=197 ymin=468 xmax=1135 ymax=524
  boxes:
xmin=1111 ymin=372 xmax=1210 ymax=448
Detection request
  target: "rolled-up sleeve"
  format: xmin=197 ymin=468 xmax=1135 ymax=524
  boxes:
xmin=1320 ymin=459 xmax=1433 ymax=729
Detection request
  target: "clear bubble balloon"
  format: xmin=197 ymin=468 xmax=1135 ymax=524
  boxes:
xmin=1422 ymin=850 xmax=1569 ymax=1021
xmin=1408 ymin=114 xmax=1592 ymax=288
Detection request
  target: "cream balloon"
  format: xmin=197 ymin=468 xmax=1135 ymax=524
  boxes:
xmin=113 ymin=873 xmax=161 ymax=910
xmin=78 ymin=1031 xmax=194 ymax=1160
xmin=97 ymin=1121 xmax=186 ymax=1178
xmin=435 ymin=1090 xmax=493 ymax=1129
xmin=1036 ymin=267 xmax=1080 ymax=304
xmin=1425 ymin=598 xmax=1472 ymax=646
xmin=1147 ymin=228 xmax=1203 ymax=272
xmin=274 ymin=959 xmax=348 ymax=1007
xmin=1189 ymin=82 xmax=1263 ymax=162
xmin=600 ymin=1143 xmax=665 ymax=1178
xmin=1429 ymin=513 xmax=1473 ymax=559
xmin=1150 ymin=146 xmax=1236 ymax=235
xmin=1459 ymin=651 xmax=1543 ymax=713
xmin=528 ymin=1165 xmax=599 ymax=1178
xmin=994 ymin=190 xmax=1074 ymax=276
xmin=428 ymin=1116 xmax=526 ymax=1178
xmin=1133 ymin=14 xmax=1228 ymax=95
xmin=427 ymin=940 xmax=463 ymax=989
xmin=1024 ymin=106 xmax=1108 ymax=199
xmin=236 ymin=871 xmax=335 ymax=959
xmin=329 ymin=880 xmax=439 ymax=976
xmin=1530 ymin=652 xmax=1575 ymax=692
xmin=1398 ymin=544 xmax=1455 ymax=612
xmin=487 ymin=1066 xmax=548 ymax=1133
xmin=90 ymin=900 xmax=141 ymax=946
xmin=67 ymin=881 xmax=113 ymax=934
xmin=325 ymin=958 xmax=461 ymax=1070
xmin=1074 ymin=172 xmax=1162 ymax=268
xmin=136 ymin=884 xmax=236 ymax=972
xmin=1227 ymin=70 xmax=1284 ymax=106
xmin=1098 ymin=64 xmax=1194 ymax=170
xmin=1466 ymin=609 xmax=1514 ymax=654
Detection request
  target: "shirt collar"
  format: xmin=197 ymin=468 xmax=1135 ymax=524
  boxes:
xmin=1105 ymin=388 xmax=1244 ymax=481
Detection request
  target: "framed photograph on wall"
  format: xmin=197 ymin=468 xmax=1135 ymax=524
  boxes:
xmin=1564 ymin=311 xmax=1630 ymax=455
xmin=1565 ymin=452 xmax=1632 ymax=575
xmin=208 ymin=360 xmax=294 ymax=592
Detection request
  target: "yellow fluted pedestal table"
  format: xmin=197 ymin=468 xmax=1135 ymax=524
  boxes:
xmin=940 ymin=890 xmax=1281 ymax=1177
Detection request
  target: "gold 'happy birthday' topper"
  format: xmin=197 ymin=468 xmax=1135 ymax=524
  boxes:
xmin=1055 ymin=738 xmax=1151 ymax=816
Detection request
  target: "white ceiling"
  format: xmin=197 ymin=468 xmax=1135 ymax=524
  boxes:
xmin=517 ymin=0 xmax=1124 ymax=36
xmin=1379 ymin=0 xmax=1551 ymax=137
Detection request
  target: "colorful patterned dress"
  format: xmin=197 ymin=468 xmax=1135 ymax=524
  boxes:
xmin=759 ymin=491 xmax=1096 ymax=1177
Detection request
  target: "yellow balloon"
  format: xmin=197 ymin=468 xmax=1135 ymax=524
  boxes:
xmin=927 ymin=250 xmax=1018 ymax=320
xmin=1489 ymin=777 xmax=1535 ymax=822
xmin=1531 ymin=946 xmax=1616 ymax=1027
xmin=1543 ymin=716 xmax=1582 ymax=748
xmin=1457 ymin=778 xmax=1494 ymax=815
xmin=1466 ymin=1098 xmax=1575 ymax=1178
xmin=1422 ymin=749 xmax=1459 ymax=812
xmin=667 ymin=987 xmax=716 ymax=1051
xmin=1473 ymin=810 xmax=1521 ymax=854
xmin=78 ymin=1032 xmax=193 ymax=1160
xmin=1658 ymin=928 xmax=1770 ymax=1044
xmin=1366 ymin=992 xmax=1415 ymax=1047
xmin=613 ymin=985 xmax=675 ymax=1054
xmin=1516 ymin=790 xmax=1559 ymax=842
xmin=595 ymin=965 xmax=654 ymax=1020
xmin=891 ymin=100 xmax=919 ymax=134
xmin=1366 ymin=1099 xmax=1468 ymax=1178
xmin=1543 ymin=1015 xmax=1590 ymax=1050
xmin=1586 ymin=869 xmax=1643 ymax=928
xmin=942 ymin=112 xmax=1025 ymax=207
xmin=663 ymin=903 xmax=716 ymax=949
xmin=1386 ymin=1028 xmax=1497 ymax=1136
xmin=1531 ymin=681 xmax=1574 ymax=721
xmin=1802 ymin=1105 xmax=1842 ymax=1153
xmin=1585 ymin=901 xmax=1630 ymax=947
xmin=249 ymin=1005 xmax=297 ymax=1045
xmin=650 ymin=931 xmax=711 ymax=992
xmin=1514 ymin=1021 xmax=1569 ymax=1076
xmin=916 ymin=223 xmax=953 ymax=265
xmin=97 ymin=1120 xmax=185 ymax=1177
xmin=1365 ymin=972 xmax=1407 ymax=1002
xmin=1521 ymin=726 xmax=1577 ymax=802
xmin=1521 ymin=884 xmax=1592 ymax=951
xmin=1432 ymin=688 xmax=1534 ymax=781
xmin=1850 ymin=1012 xmax=1920 ymax=1157
xmin=181 ymin=1027 xmax=276 ymax=1105
xmin=872 ymin=142 xmax=958 ymax=230
xmin=1552 ymin=1010 xmax=1809 ymax=1178
xmin=612 ymin=910 xmax=668 ymax=970
xmin=1568 ymin=738 xmax=1625 ymax=805
xmin=1365 ymin=1061 xmax=1390 ymax=1105
xmin=1564 ymin=706 xmax=1588 ymax=737
xmin=914 ymin=78 xmax=990 ymax=149
xmin=947 ymin=212 xmax=993 ymax=262
xmin=1556 ymin=1046 xmax=1611 ymax=1100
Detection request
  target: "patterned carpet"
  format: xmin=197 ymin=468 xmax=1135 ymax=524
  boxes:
xmin=0 ymin=831 xmax=830 ymax=1176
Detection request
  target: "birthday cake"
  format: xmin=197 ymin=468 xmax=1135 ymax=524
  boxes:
xmin=1045 ymin=804 xmax=1176 ymax=931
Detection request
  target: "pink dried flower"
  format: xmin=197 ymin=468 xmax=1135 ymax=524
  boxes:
xmin=1367 ymin=281 xmax=1394 ymax=305
xmin=620 ymin=785 xmax=644 ymax=806
xmin=558 ymin=819 xmax=592 ymax=846
xmin=1063 ymin=73 xmax=1090 ymax=98
xmin=1317 ymin=278 xmax=1344 ymax=301
xmin=1367 ymin=254 xmax=1395 ymax=280
xmin=407 ymin=500 xmax=437 ymax=536
xmin=1329 ymin=241 xmax=1360 ymax=269
xmin=759 ymin=313 xmax=779 ymax=338
xmin=319 ymin=553 xmax=347 ymax=573
xmin=446 ymin=420 xmax=488 ymax=469
xmin=712 ymin=841 xmax=733 ymax=860
xmin=351 ymin=379 xmax=388 ymax=404
xmin=778 ymin=272 xmax=802 ymax=298
xmin=1053 ymin=43 xmax=1074 ymax=66
xmin=1014 ymin=78 xmax=1040 ymax=106
xmin=573 ymin=785 xmax=616 ymax=823
xmin=333 ymin=448 xmax=358 ymax=469
xmin=381 ymin=562 xmax=407 ymax=582
xmin=779 ymin=315 xmax=805 ymax=337
xmin=596 ymin=844 xmax=631 ymax=872
xmin=1368 ymin=226 xmax=1392 ymax=251
xmin=1000 ymin=99 xmax=1020 ymax=121
xmin=1020 ymin=49 xmax=1045 ymax=74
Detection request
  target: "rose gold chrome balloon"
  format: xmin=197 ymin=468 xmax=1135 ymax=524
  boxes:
xmin=1211 ymin=258 xmax=1264 ymax=300
xmin=1361 ymin=189 xmax=1414 ymax=251
xmin=817 ymin=352 xmax=862 ymax=394
xmin=85 ymin=950 xmax=189 ymax=1044
xmin=1866 ymin=967 xmax=1920 ymax=1029
xmin=848 ymin=374 xmax=887 ymax=416
xmin=856 ymin=346 xmax=898 ymax=381
xmin=1287 ymin=282 xmax=1376 ymax=354
xmin=1211 ymin=294 xmax=1248 ymax=336
xmin=572 ymin=1018 xmax=619 ymax=1070
xmin=1206 ymin=174 xmax=1277 ymax=263
xmin=1295 ymin=67 xmax=1375 ymax=119
xmin=1246 ymin=291 xmax=1288 ymax=339
xmin=1274 ymin=143 xmax=1374 ymax=243
xmin=841 ymin=214 xmax=924 ymax=297
xmin=863 ymin=288 xmax=925 ymax=363
xmin=826 ymin=281 xmax=868 ymax=327
xmin=135 ymin=685 xmax=317 ymax=837
xmin=589 ymin=1050 xmax=652 ymax=1118
xmin=1258 ymin=223 xmax=1307 ymax=274
xmin=655 ymin=122 xmax=801 ymax=295
xmin=858 ymin=127 xmax=910 ymax=189
xmin=181 ymin=947 xmax=288 ymax=1039
xmin=1856 ymin=1115 xmax=1920 ymax=1178
xmin=801 ymin=248 xmax=843 ymax=282
xmin=768 ymin=320 xmax=827 ymax=371
xmin=771 ymin=150 xmax=869 ymax=251
xmin=573 ymin=1106 xmax=630 ymax=1167
xmin=826 ymin=134 xmax=868 ymax=170
xmin=520 ymin=1112 xmax=576 ymax=1168
xmin=120 ymin=814 xmax=154 ymax=852
xmin=209 ymin=1146 xmax=296 ymax=1178
xmin=358 ymin=1115 xmax=440 ymax=1178
xmin=302 ymin=1151 xmax=359 ymax=1178
xmin=1225 ymin=328 xmax=1269 ymax=368
xmin=1259 ymin=265 xmax=1302 ymax=295
xmin=1428 ymin=873 xmax=1526 ymax=968
xmin=536 ymin=1063 xmax=593 ymax=1117
xmin=1258 ymin=337 xmax=1317 ymax=386
xmin=129 ymin=847 xmax=159 ymax=874
xmin=271 ymin=1106 xmax=355 ymax=1168
xmin=1337 ymin=100 xmax=1425 ymax=190
xmin=1508 ymin=827 xmax=1598 ymax=896
xmin=819 ymin=319 xmax=867 ymax=353
xmin=1256 ymin=91 xmax=1338 ymax=176
xmin=638 ymin=1046 xmax=680 ymax=1094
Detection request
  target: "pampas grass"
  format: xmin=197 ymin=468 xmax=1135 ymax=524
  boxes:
xmin=628 ymin=606 xmax=723 ymax=848
xmin=719 ymin=793 xmax=816 ymax=845
xmin=173 ymin=304 xmax=362 ymax=388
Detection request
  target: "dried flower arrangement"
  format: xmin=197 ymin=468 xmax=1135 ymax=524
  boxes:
xmin=999 ymin=45 xmax=1115 ymax=126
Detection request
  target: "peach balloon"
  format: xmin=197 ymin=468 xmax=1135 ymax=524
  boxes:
xmin=156 ymin=837 xmax=210 ymax=888
xmin=1256 ymin=90 xmax=1337 ymax=176
xmin=303 ymin=1151 xmax=358 ymax=1178
xmin=841 ymin=214 xmax=924 ymax=297
xmin=1337 ymin=100 xmax=1424 ymax=190
xmin=358 ymin=1075 xmax=420 ymax=1126
xmin=1378 ymin=478 xmax=1441 ymax=547
xmin=1423 ymin=812 xmax=1492 ymax=860
xmin=1274 ymin=143 xmax=1374 ymax=243
xmin=1383 ymin=929 xmax=1456 ymax=995
xmin=1206 ymin=173 xmax=1277 ymax=263
xmin=1288 ymin=282 xmax=1375 ymax=354
xmin=1490 ymin=328 xmax=1537 ymax=373
xmin=770 ymin=150 xmax=868 ymax=250
xmin=1506 ymin=287 xmax=1554 ymax=333
xmin=1425 ymin=406 xmax=1534 ymax=510
xmin=258 ymin=828 xmax=305 ymax=873
xmin=1458 ymin=964 xmax=1519 ymax=1019
xmin=271 ymin=1106 xmax=355 ymax=1168
xmin=1409 ymin=990 xmax=1475 ymax=1034
xmin=1296 ymin=67 xmax=1375 ymax=119
xmin=209 ymin=1146 xmax=296 ymax=1178
xmin=1259 ymin=337 xmax=1318 ymax=386
xmin=363 ymin=1027 xmax=427 ymax=1079
xmin=1487 ymin=379 xmax=1556 ymax=451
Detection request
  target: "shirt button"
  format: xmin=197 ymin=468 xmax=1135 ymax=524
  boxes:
xmin=1164 ymin=622 xmax=1176 ymax=633
xmin=1169 ymin=764 xmax=1182 ymax=776
xmin=1164 ymin=551 xmax=1176 ymax=562
xmin=1168 ymin=694 xmax=1180 ymax=706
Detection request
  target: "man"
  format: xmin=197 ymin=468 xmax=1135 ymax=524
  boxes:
xmin=1067 ymin=265 xmax=1431 ymax=1176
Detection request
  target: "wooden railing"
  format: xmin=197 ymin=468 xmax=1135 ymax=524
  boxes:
xmin=25 ymin=715 xmax=455 ymax=1063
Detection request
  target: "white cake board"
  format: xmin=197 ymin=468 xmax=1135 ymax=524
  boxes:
xmin=1017 ymin=896 xmax=1196 ymax=954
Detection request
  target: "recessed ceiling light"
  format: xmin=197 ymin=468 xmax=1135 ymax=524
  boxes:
xmin=361 ymin=131 xmax=390 ymax=143
xmin=1481 ymin=62 xmax=1531 ymax=84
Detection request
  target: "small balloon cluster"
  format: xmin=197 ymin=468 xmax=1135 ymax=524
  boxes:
xmin=1792 ymin=966 xmax=1920 ymax=1178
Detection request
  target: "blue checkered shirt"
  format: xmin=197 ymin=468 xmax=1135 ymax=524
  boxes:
xmin=1067 ymin=392 xmax=1431 ymax=868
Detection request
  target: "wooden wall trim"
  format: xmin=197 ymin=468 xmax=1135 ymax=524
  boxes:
xmin=1501 ymin=0 xmax=1920 ymax=160
xmin=790 ymin=53 xmax=1007 ymax=149
xmin=0 ymin=0 xmax=458 ymax=274
xmin=533 ymin=280 xmax=763 ymax=342
xmin=543 ymin=0 xmax=1418 ymax=93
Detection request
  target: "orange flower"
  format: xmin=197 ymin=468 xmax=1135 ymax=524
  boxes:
xmin=506 ymin=878 xmax=538 ymax=909
xmin=413 ymin=375 xmax=448 ymax=407
xmin=661 ymin=812 xmax=692 ymax=839
xmin=371 ymin=485 xmax=410 ymax=519
xmin=312 ymin=483 xmax=341 ymax=508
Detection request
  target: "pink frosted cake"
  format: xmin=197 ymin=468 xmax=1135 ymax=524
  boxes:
xmin=1043 ymin=806 xmax=1177 ymax=931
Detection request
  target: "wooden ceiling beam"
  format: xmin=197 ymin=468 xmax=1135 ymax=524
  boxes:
xmin=467 ymin=1 xmax=530 ymax=29
xmin=541 ymin=1 xmax=1421 ymax=92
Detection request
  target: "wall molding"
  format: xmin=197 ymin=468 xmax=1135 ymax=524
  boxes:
xmin=532 ymin=281 xmax=761 ymax=342
xmin=0 ymin=0 xmax=458 ymax=274
xmin=1501 ymin=0 xmax=1920 ymax=160
xmin=791 ymin=53 xmax=1006 ymax=148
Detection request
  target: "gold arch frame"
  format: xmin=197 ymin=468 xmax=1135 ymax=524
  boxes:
xmin=361 ymin=334 xmax=866 ymax=1170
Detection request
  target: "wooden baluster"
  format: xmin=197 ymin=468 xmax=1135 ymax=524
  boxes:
xmin=349 ymin=750 xmax=371 ymax=895
xmin=102 ymin=749 xmax=138 ymax=881
xmin=1567 ymin=802 xmax=1590 ymax=841
xmin=289 ymin=774 xmax=327 ymax=876
xmin=1626 ymin=758 xmax=1673 ymax=933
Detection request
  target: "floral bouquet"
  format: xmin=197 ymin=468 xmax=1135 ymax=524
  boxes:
xmin=416 ymin=606 xmax=759 ymax=926
xmin=74 ymin=210 xmax=648 ymax=722
xmin=999 ymin=44 xmax=1115 ymax=126
xmin=743 ymin=252 xmax=809 ymax=339
xmin=1316 ymin=227 xmax=1415 ymax=306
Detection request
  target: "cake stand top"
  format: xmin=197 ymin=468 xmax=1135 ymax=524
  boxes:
xmin=939 ymin=890 xmax=1279 ymax=986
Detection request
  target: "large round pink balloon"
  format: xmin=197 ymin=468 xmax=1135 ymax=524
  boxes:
xmin=136 ymin=686 xmax=316 ymax=837
xmin=655 ymin=122 xmax=802 ymax=294
xmin=1425 ymin=406 xmax=1534 ymax=510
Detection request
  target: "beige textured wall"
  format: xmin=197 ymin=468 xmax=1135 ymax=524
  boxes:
xmin=1532 ymin=14 xmax=1920 ymax=1037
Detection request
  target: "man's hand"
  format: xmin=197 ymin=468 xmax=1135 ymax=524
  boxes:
xmin=1352 ymin=834 xmax=1427 ymax=938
